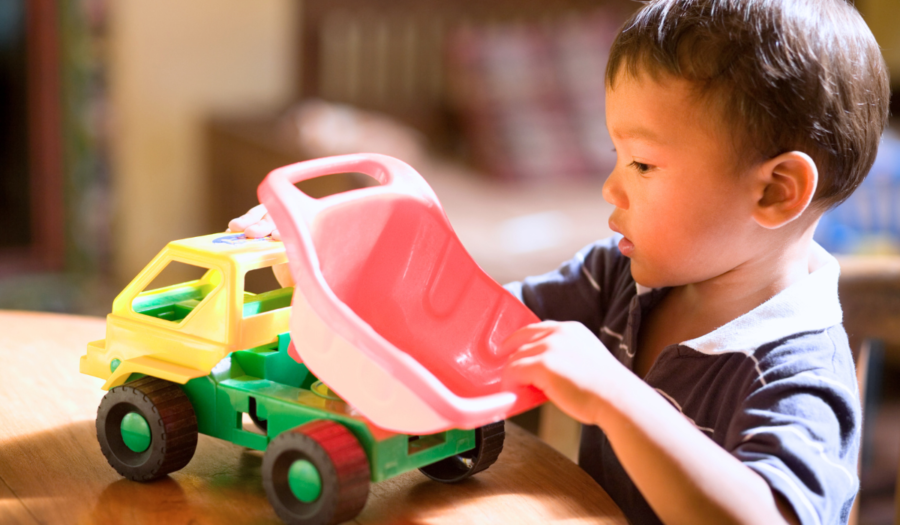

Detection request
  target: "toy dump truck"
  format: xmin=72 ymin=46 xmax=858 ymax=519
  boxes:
xmin=81 ymin=153 xmax=544 ymax=525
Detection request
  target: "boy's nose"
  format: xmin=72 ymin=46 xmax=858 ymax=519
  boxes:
xmin=602 ymin=168 xmax=628 ymax=209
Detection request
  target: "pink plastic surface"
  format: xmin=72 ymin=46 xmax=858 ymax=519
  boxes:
xmin=258 ymin=153 xmax=546 ymax=434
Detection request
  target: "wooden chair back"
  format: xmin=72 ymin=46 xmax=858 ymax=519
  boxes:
xmin=297 ymin=0 xmax=635 ymax=141
xmin=837 ymin=256 xmax=900 ymax=525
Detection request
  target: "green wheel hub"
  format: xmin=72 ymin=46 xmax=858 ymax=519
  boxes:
xmin=288 ymin=459 xmax=322 ymax=503
xmin=121 ymin=411 xmax=151 ymax=453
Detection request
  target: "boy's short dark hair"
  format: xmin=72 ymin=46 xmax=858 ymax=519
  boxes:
xmin=606 ymin=0 xmax=890 ymax=209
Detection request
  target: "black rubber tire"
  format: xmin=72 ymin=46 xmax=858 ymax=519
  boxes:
xmin=418 ymin=420 xmax=505 ymax=483
xmin=96 ymin=376 xmax=198 ymax=482
xmin=262 ymin=420 xmax=370 ymax=525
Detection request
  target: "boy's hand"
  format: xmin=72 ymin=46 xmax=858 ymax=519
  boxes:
xmin=228 ymin=204 xmax=280 ymax=240
xmin=502 ymin=321 xmax=626 ymax=425
xmin=228 ymin=204 xmax=295 ymax=287
xmin=504 ymin=321 xmax=796 ymax=525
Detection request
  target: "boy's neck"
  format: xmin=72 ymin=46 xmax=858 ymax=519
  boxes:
xmin=635 ymin=224 xmax=821 ymax=378
xmin=665 ymin=223 xmax=820 ymax=342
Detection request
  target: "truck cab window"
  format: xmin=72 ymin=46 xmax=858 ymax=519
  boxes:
xmin=132 ymin=260 xmax=222 ymax=323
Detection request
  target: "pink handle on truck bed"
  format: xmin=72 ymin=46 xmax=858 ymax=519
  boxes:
xmin=258 ymin=153 xmax=545 ymax=434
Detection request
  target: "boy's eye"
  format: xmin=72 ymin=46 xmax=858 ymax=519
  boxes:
xmin=628 ymin=161 xmax=651 ymax=174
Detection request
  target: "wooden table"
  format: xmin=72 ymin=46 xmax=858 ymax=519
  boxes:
xmin=0 ymin=311 xmax=626 ymax=524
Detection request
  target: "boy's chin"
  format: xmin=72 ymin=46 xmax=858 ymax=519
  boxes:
xmin=629 ymin=264 xmax=680 ymax=290
xmin=629 ymin=268 xmax=664 ymax=290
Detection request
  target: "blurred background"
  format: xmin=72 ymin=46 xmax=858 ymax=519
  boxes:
xmin=2 ymin=0 xmax=900 ymax=523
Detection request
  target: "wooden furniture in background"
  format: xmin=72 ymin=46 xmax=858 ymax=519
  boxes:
xmin=206 ymin=0 xmax=636 ymax=234
xmin=0 ymin=0 xmax=65 ymax=275
xmin=206 ymin=115 xmax=374 ymax=239
xmin=835 ymin=256 xmax=900 ymax=525
xmin=0 ymin=311 xmax=626 ymax=524
xmin=838 ymin=256 xmax=900 ymax=357
xmin=297 ymin=0 xmax=634 ymax=142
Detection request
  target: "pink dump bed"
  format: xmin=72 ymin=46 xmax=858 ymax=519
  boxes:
xmin=259 ymin=154 xmax=545 ymax=434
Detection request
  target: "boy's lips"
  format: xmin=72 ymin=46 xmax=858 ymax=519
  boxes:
xmin=608 ymin=219 xmax=635 ymax=256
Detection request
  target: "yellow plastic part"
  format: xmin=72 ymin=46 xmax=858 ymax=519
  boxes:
xmin=102 ymin=355 xmax=209 ymax=390
xmin=80 ymin=233 xmax=291 ymax=389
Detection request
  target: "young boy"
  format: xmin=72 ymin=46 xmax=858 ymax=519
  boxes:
xmin=230 ymin=0 xmax=889 ymax=523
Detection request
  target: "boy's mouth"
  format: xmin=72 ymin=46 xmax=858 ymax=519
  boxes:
xmin=618 ymin=237 xmax=635 ymax=256
xmin=608 ymin=219 xmax=635 ymax=256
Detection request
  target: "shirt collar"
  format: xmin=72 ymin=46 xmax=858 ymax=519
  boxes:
xmin=636 ymin=283 xmax=654 ymax=296
xmin=673 ymin=243 xmax=843 ymax=356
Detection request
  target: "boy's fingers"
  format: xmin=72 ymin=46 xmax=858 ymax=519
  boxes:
xmin=244 ymin=203 xmax=269 ymax=221
xmin=505 ymin=341 xmax=549 ymax=362
xmin=501 ymin=321 xmax=558 ymax=352
xmin=502 ymin=355 xmax=549 ymax=391
xmin=228 ymin=204 xmax=269 ymax=231
xmin=502 ymin=342 xmax=553 ymax=392
xmin=228 ymin=216 xmax=252 ymax=232
xmin=245 ymin=216 xmax=276 ymax=238
xmin=271 ymin=228 xmax=281 ymax=241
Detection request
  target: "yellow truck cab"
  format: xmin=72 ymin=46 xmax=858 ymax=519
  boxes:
xmin=80 ymin=232 xmax=292 ymax=390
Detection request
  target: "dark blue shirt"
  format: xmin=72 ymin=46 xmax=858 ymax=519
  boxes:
xmin=507 ymin=236 xmax=860 ymax=525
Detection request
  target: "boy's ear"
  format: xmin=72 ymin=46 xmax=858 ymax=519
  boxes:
xmin=751 ymin=151 xmax=818 ymax=229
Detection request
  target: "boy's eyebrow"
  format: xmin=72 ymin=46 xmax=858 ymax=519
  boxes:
xmin=610 ymin=125 xmax=663 ymax=144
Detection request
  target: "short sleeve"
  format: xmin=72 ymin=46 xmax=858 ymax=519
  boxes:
xmin=726 ymin=339 xmax=860 ymax=525
xmin=504 ymin=235 xmax=634 ymax=333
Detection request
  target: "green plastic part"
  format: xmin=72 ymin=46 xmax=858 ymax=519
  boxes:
xmin=110 ymin=358 xmax=121 ymax=373
xmin=182 ymin=373 xmax=217 ymax=436
xmin=132 ymin=281 xmax=217 ymax=322
xmin=288 ymin=459 xmax=322 ymax=503
xmin=242 ymin=287 xmax=294 ymax=317
xmin=178 ymin=332 xmax=478 ymax=483
xmin=121 ymin=411 xmax=151 ymax=453
xmin=230 ymin=333 xmax=314 ymax=388
xmin=372 ymin=428 xmax=475 ymax=481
